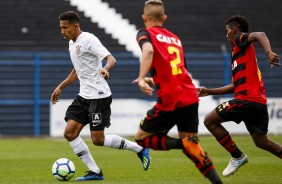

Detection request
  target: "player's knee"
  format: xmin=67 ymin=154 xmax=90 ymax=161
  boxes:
xmin=91 ymin=136 xmax=105 ymax=146
xmin=204 ymin=116 xmax=212 ymax=129
xmin=64 ymin=131 xmax=79 ymax=142
xmin=253 ymin=138 xmax=268 ymax=150
xmin=251 ymin=133 xmax=270 ymax=150
xmin=204 ymin=117 xmax=219 ymax=131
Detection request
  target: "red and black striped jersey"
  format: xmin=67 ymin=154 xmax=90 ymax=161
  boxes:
xmin=231 ymin=32 xmax=266 ymax=104
xmin=136 ymin=26 xmax=198 ymax=111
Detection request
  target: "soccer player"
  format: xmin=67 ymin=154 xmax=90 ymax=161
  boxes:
xmin=51 ymin=11 xmax=150 ymax=181
xmin=197 ymin=15 xmax=282 ymax=176
xmin=133 ymin=1 xmax=222 ymax=183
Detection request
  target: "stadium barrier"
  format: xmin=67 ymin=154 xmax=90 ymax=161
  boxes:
xmin=50 ymin=97 xmax=282 ymax=137
xmin=0 ymin=51 xmax=281 ymax=136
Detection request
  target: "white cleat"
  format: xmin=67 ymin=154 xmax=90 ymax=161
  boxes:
xmin=223 ymin=153 xmax=248 ymax=176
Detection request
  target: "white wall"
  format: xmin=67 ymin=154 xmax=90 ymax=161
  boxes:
xmin=50 ymin=97 xmax=282 ymax=137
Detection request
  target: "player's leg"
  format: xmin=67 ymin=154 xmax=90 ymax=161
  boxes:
xmin=176 ymin=104 xmax=222 ymax=184
xmin=180 ymin=132 xmax=222 ymax=184
xmin=251 ymin=132 xmax=282 ymax=159
xmin=245 ymin=104 xmax=282 ymax=159
xmin=176 ymin=104 xmax=213 ymax=166
xmin=135 ymin=107 xmax=184 ymax=170
xmin=135 ymin=107 xmax=182 ymax=150
xmin=135 ymin=105 xmax=210 ymax=153
xmin=90 ymin=130 xmax=151 ymax=171
xmin=89 ymin=96 xmax=151 ymax=171
xmin=64 ymin=119 xmax=103 ymax=181
xmin=205 ymin=109 xmax=244 ymax=157
xmin=205 ymin=100 xmax=249 ymax=176
xmin=65 ymin=96 xmax=103 ymax=181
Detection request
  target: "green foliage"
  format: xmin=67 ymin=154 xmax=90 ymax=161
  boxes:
xmin=0 ymin=135 xmax=281 ymax=184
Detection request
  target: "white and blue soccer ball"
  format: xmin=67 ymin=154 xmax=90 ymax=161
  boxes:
xmin=52 ymin=158 xmax=75 ymax=181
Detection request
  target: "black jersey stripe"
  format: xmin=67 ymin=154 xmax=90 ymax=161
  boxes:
xmin=232 ymin=49 xmax=246 ymax=62
xmin=155 ymin=83 xmax=160 ymax=91
xmin=157 ymin=97 xmax=162 ymax=104
xmin=150 ymin=67 xmax=157 ymax=77
xmin=236 ymin=90 xmax=247 ymax=96
xmin=232 ymin=62 xmax=246 ymax=76
xmin=234 ymin=76 xmax=246 ymax=87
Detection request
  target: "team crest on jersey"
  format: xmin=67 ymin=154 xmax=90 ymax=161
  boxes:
xmin=75 ymin=45 xmax=81 ymax=55
xmin=92 ymin=113 xmax=102 ymax=126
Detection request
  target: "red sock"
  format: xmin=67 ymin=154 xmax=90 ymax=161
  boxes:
xmin=136 ymin=135 xmax=167 ymax=150
xmin=182 ymin=149 xmax=215 ymax=176
xmin=217 ymin=133 xmax=242 ymax=158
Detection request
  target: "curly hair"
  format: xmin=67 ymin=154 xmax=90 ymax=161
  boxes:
xmin=225 ymin=15 xmax=250 ymax=32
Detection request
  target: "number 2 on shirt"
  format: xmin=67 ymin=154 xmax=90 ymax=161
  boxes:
xmin=168 ymin=46 xmax=182 ymax=75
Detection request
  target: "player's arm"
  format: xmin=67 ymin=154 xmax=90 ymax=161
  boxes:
xmin=137 ymin=42 xmax=154 ymax=96
xmin=197 ymin=80 xmax=235 ymax=97
xmin=248 ymin=32 xmax=280 ymax=67
xmin=100 ymin=54 xmax=116 ymax=79
xmin=133 ymin=30 xmax=154 ymax=96
xmin=51 ymin=68 xmax=78 ymax=104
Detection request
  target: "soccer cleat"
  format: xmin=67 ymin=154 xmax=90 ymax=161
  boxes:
xmin=76 ymin=170 xmax=104 ymax=181
xmin=137 ymin=148 xmax=151 ymax=171
xmin=223 ymin=153 xmax=248 ymax=176
xmin=182 ymin=136 xmax=212 ymax=166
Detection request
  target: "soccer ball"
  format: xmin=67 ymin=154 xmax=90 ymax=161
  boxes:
xmin=52 ymin=158 xmax=75 ymax=181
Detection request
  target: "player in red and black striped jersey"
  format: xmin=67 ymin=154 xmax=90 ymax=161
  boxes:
xmin=133 ymin=1 xmax=222 ymax=184
xmin=197 ymin=15 xmax=282 ymax=176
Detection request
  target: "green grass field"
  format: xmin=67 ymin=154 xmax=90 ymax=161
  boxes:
xmin=0 ymin=135 xmax=281 ymax=184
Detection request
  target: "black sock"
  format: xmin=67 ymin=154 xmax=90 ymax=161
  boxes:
xmin=165 ymin=136 xmax=183 ymax=149
xmin=206 ymin=169 xmax=223 ymax=184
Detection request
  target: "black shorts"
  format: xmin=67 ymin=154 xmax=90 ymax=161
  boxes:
xmin=140 ymin=103 xmax=199 ymax=134
xmin=215 ymin=99 xmax=269 ymax=134
xmin=65 ymin=95 xmax=112 ymax=131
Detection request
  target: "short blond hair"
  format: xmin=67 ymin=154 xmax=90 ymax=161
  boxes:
xmin=144 ymin=0 xmax=165 ymax=21
xmin=145 ymin=0 xmax=163 ymax=5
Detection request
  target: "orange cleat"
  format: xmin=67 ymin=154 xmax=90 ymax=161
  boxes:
xmin=182 ymin=136 xmax=212 ymax=166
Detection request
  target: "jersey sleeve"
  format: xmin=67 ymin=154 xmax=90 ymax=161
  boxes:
xmin=88 ymin=34 xmax=111 ymax=60
xmin=233 ymin=33 xmax=250 ymax=49
xmin=136 ymin=29 xmax=151 ymax=49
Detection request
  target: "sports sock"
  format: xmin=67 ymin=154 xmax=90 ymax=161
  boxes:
xmin=183 ymin=149 xmax=222 ymax=184
xmin=69 ymin=136 xmax=100 ymax=173
xmin=182 ymin=149 xmax=215 ymax=176
xmin=136 ymin=135 xmax=182 ymax=150
xmin=217 ymin=132 xmax=242 ymax=158
xmin=103 ymin=135 xmax=143 ymax=153
xmin=205 ymin=169 xmax=223 ymax=184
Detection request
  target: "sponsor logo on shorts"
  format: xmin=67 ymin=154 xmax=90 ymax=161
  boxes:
xmin=140 ymin=119 xmax=144 ymax=125
xmin=92 ymin=113 xmax=102 ymax=126
xmin=218 ymin=101 xmax=230 ymax=112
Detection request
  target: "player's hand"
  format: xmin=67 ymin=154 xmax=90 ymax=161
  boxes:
xmin=133 ymin=77 xmax=154 ymax=86
xmin=266 ymin=51 xmax=281 ymax=68
xmin=196 ymin=87 xmax=209 ymax=97
xmin=100 ymin=68 xmax=110 ymax=79
xmin=51 ymin=87 xmax=62 ymax=105
xmin=133 ymin=78 xmax=154 ymax=96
